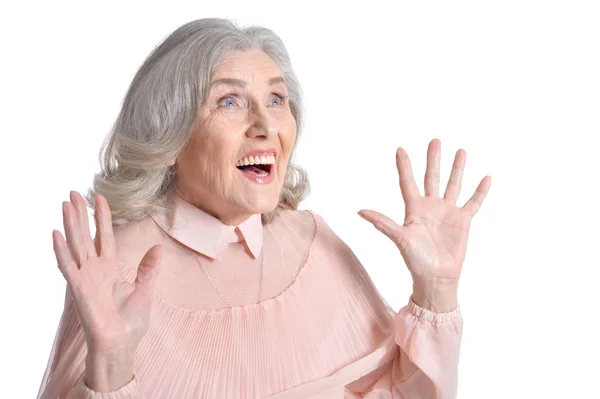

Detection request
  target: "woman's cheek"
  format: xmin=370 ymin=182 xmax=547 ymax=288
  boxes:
xmin=279 ymin=158 xmax=288 ymax=182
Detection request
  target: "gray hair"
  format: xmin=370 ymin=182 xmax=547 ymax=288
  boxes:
xmin=85 ymin=18 xmax=310 ymax=225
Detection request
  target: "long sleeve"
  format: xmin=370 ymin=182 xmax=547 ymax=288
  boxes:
xmin=37 ymin=286 xmax=141 ymax=399
xmin=346 ymin=297 xmax=462 ymax=398
xmin=311 ymin=214 xmax=463 ymax=399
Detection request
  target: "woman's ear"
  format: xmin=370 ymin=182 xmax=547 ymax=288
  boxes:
xmin=168 ymin=157 xmax=177 ymax=167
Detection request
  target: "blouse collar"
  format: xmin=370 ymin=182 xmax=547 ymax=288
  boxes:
xmin=150 ymin=194 xmax=263 ymax=260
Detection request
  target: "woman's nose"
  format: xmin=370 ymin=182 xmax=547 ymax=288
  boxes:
xmin=246 ymin=103 xmax=277 ymax=139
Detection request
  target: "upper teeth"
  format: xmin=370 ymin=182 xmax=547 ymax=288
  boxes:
xmin=236 ymin=155 xmax=276 ymax=167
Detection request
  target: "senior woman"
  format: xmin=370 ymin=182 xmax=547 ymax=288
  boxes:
xmin=37 ymin=18 xmax=491 ymax=399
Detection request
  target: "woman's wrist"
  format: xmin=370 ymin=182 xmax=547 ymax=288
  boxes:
xmin=84 ymin=349 xmax=135 ymax=392
xmin=412 ymin=278 xmax=459 ymax=313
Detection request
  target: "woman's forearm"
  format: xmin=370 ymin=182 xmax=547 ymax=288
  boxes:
xmin=84 ymin=350 xmax=135 ymax=392
xmin=412 ymin=279 xmax=459 ymax=313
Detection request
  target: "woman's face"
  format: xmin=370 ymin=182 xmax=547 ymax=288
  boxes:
xmin=174 ymin=50 xmax=297 ymax=225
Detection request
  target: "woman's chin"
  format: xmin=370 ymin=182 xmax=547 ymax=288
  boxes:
xmin=242 ymin=197 xmax=279 ymax=216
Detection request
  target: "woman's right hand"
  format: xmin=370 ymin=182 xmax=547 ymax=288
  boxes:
xmin=52 ymin=191 xmax=163 ymax=358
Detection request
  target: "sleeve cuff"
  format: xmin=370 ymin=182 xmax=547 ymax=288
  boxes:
xmin=73 ymin=374 xmax=138 ymax=399
xmin=407 ymin=295 xmax=461 ymax=324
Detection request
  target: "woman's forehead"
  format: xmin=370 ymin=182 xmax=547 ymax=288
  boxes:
xmin=209 ymin=76 xmax=286 ymax=91
xmin=211 ymin=51 xmax=284 ymax=86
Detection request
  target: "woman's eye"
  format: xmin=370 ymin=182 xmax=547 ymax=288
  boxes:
xmin=218 ymin=94 xmax=286 ymax=109
xmin=270 ymin=94 xmax=287 ymax=106
xmin=218 ymin=96 xmax=237 ymax=108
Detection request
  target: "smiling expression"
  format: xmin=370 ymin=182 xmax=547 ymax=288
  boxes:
xmin=174 ymin=50 xmax=297 ymax=225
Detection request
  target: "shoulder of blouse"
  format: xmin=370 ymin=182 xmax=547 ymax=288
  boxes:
xmin=266 ymin=208 xmax=319 ymax=243
xmin=112 ymin=215 xmax=163 ymax=275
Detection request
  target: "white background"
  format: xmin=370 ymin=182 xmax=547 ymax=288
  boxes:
xmin=1 ymin=1 xmax=599 ymax=397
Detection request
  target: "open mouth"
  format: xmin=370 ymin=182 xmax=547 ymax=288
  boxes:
xmin=235 ymin=152 xmax=277 ymax=181
xmin=236 ymin=163 xmax=273 ymax=177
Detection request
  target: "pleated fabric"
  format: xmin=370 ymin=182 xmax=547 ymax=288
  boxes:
xmin=37 ymin=210 xmax=462 ymax=399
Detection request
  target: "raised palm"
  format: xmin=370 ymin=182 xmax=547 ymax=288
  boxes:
xmin=52 ymin=191 xmax=163 ymax=355
xmin=359 ymin=138 xmax=491 ymax=284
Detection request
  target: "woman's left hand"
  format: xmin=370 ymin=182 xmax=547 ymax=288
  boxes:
xmin=358 ymin=138 xmax=491 ymax=312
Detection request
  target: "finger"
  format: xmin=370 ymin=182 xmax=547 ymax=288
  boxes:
xmin=52 ymin=229 xmax=80 ymax=288
xmin=134 ymin=245 xmax=163 ymax=293
xmin=358 ymin=209 xmax=407 ymax=249
xmin=444 ymin=149 xmax=466 ymax=204
xmin=70 ymin=191 xmax=96 ymax=258
xmin=62 ymin=201 xmax=87 ymax=266
xmin=94 ymin=194 xmax=117 ymax=258
xmin=396 ymin=147 xmax=421 ymax=205
xmin=462 ymin=175 xmax=492 ymax=217
xmin=424 ymin=138 xmax=441 ymax=197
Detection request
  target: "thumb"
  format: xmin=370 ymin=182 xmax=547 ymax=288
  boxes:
xmin=134 ymin=244 xmax=163 ymax=294
xmin=358 ymin=209 xmax=406 ymax=247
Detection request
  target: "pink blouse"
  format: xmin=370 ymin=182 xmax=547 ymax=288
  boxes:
xmin=37 ymin=195 xmax=462 ymax=398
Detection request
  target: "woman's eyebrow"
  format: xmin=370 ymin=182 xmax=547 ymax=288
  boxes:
xmin=209 ymin=76 xmax=286 ymax=89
